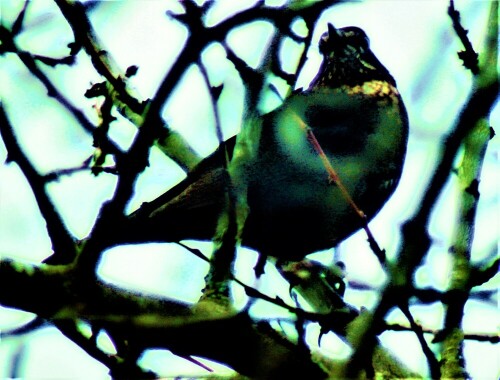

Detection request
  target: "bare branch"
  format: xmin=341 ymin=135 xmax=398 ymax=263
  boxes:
xmin=0 ymin=106 xmax=77 ymax=264
xmin=0 ymin=257 xmax=326 ymax=378
xmin=345 ymin=2 xmax=499 ymax=376
xmin=448 ymin=0 xmax=480 ymax=74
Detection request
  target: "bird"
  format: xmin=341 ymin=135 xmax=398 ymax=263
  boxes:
xmin=125 ymin=24 xmax=409 ymax=262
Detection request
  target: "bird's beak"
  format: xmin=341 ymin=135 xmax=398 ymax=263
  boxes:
xmin=319 ymin=23 xmax=343 ymax=56
xmin=327 ymin=23 xmax=342 ymax=44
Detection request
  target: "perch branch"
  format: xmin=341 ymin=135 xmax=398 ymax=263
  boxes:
xmin=0 ymin=257 xmax=326 ymax=378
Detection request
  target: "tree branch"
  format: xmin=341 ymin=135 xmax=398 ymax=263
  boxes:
xmin=0 ymin=257 xmax=326 ymax=378
xmin=0 ymin=105 xmax=77 ymax=264
xmin=345 ymin=1 xmax=499 ymax=376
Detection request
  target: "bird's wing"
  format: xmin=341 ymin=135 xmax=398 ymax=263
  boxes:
xmin=129 ymin=136 xmax=237 ymax=219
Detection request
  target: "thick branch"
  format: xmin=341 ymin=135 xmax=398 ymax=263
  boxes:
xmin=0 ymin=258 xmax=325 ymax=378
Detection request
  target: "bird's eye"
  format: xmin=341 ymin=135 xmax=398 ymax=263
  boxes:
xmin=341 ymin=27 xmax=370 ymax=49
xmin=319 ymin=31 xmax=332 ymax=54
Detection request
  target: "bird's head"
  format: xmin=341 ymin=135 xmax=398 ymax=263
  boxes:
xmin=311 ymin=24 xmax=396 ymax=89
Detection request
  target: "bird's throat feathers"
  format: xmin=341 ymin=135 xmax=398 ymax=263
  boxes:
xmin=339 ymin=79 xmax=401 ymax=102
xmin=309 ymin=79 xmax=401 ymax=105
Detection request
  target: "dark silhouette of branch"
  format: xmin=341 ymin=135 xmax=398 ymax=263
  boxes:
xmin=0 ymin=258 xmax=327 ymax=378
xmin=448 ymin=0 xmax=480 ymax=74
xmin=412 ymin=286 xmax=497 ymax=306
xmin=53 ymin=0 xmax=144 ymax=113
xmin=53 ymin=0 xmax=201 ymax=171
xmin=0 ymin=106 xmax=77 ymax=264
xmin=1 ymin=1 xmax=497 ymax=378
xmin=386 ymin=323 xmax=500 ymax=344
xmin=9 ymin=0 xmax=29 ymax=36
xmin=399 ymin=303 xmax=440 ymax=378
xmin=0 ymin=318 xmax=47 ymax=338
xmin=198 ymin=61 xmax=225 ymax=145
xmin=0 ymin=24 xmax=124 ymax=160
xmin=44 ymin=162 xmax=119 ymax=181
xmin=345 ymin=1 xmax=499 ymax=377
xmin=470 ymin=256 xmax=500 ymax=287
xmin=54 ymin=320 xmax=157 ymax=379
xmin=438 ymin=0 xmax=498 ymax=376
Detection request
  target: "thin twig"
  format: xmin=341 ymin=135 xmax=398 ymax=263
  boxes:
xmin=0 ymin=25 xmax=123 ymax=158
xmin=53 ymin=0 xmax=201 ymax=171
xmin=0 ymin=105 xmax=77 ymax=264
xmin=198 ymin=60 xmax=225 ymax=148
xmin=345 ymin=1 xmax=499 ymax=376
xmin=448 ymin=0 xmax=480 ymax=74
xmin=292 ymin=112 xmax=386 ymax=263
xmin=54 ymin=320 xmax=157 ymax=379
xmin=386 ymin=323 xmax=500 ymax=344
xmin=399 ymin=303 xmax=440 ymax=378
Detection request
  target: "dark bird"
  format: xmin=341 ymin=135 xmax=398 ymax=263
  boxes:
xmin=126 ymin=24 xmax=409 ymax=262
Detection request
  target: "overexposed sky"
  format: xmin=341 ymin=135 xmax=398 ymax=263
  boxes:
xmin=0 ymin=1 xmax=498 ymax=378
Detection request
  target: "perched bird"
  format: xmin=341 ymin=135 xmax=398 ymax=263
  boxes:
xmin=126 ymin=24 xmax=409 ymax=262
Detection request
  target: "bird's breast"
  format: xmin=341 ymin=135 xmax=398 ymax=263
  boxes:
xmin=241 ymin=83 xmax=408 ymax=258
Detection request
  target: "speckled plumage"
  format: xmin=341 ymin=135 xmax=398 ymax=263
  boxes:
xmin=128 ymin=24 xmax=409 ymax=261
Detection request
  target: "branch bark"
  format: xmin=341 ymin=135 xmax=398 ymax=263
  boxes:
xmin=0 ymin=258 xmax=326 ymax=378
